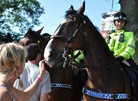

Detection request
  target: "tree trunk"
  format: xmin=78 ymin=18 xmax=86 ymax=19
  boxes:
xmin=119 ymin=0 xmax=138 ymax=63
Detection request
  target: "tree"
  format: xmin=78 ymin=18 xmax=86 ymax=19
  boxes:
xmin=119 ymin=0 xmax=138 ymax=63
xmin=0 ymin=0 xmax=45 ymax=35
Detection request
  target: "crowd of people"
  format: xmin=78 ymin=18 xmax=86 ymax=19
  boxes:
xmin=14 ymin=43 xmax=51 ymax=101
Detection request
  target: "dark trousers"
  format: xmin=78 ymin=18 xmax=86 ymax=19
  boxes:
xmin=126 ymin=59 xmax=138 ymax=100
xmin=127 ymin=59 xmax=138 ymax=75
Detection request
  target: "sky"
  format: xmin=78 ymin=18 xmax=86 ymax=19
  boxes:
xmin=34 ymin=0 xmax=120 ymax=35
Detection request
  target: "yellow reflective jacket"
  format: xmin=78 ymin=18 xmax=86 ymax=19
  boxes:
xmin=68 ymin=50 xmax=84 ymax=63
xmin=106 ymin=29 xmax=135 ymax=60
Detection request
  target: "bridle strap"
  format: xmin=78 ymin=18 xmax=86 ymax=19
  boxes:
xmin=65 ymin=25 xmax=82 ymax=49
xmin=60 ymin=21 xmax=85 ymax=67
xmin=51 ymin=35 xmax=66 ymax=42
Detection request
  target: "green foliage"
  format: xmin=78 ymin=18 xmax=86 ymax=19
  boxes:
xmin=0 ymin=0 xmax=45 ymax=36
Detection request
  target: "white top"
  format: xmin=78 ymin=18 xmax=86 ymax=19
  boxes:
xmin=14 ymin=62 xmax=51 ymax=101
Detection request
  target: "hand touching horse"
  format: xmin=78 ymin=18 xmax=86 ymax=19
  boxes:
xmin=19 ymin=27 xmax=84 ymax=101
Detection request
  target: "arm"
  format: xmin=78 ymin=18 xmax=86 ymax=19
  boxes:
xmin=0 ymin=87 xmax=13 ymax=101
xmin=40 ymin=71 xmax=51 ymax=101
xmin=12 ymin=60 xmax=46 ymax=101
xmin=120 ymin=32 xmax=135 ymax=60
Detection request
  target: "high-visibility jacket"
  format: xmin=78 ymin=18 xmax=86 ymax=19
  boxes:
xmin=106 ymin=29 xmax=135 ymax=60
xmin=68 ymin=50 xmax=84 ymax=63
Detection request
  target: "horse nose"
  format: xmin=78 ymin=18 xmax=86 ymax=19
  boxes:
xmin=48 ymin=51 xmax=53 ymax=58
xmin=44 ymin=49 xmax=53 ymax=60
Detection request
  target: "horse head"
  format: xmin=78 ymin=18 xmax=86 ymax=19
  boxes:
xmin=44 ymin=2 xmax=88 ymax=67
xmin=19 ymin=27 xmax=48 ymax=59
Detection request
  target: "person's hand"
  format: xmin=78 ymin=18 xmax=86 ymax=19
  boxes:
xmin=39 ymin=60 xmax=46 ymax=78
xmin=117 ymin=56 xmax=124 ymax=62
xmin=43 ymin=61 xmax=50 ymax=70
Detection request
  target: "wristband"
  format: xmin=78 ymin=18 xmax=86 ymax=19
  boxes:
xmin=37 ymin=77 xmax=42 ymax=82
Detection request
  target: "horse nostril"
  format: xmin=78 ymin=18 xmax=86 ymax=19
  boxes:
xmin=48 ymin=51 xmax=53 ymax=58
xmin=44 ymin=49 xmax=53 ymax=59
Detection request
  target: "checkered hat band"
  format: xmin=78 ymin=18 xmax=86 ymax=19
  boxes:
xmin=114 ymin=17 xmax=127 ymax=20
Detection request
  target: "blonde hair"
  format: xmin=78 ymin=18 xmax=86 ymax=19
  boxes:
xmin=0 ymin=42 xmax=26 ymax=74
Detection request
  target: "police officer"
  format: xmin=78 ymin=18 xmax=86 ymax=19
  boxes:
xmin=106 ymin=12 xmax=136 ymax=64
xmin=106 ymin=12 xmax=138 ymax=98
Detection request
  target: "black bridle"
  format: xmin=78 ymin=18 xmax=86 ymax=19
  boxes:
xmin=51 ymin=16 xmax=87 ymax=68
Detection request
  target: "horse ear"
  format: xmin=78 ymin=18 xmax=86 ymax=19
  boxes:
xmin=27 ymin=28 xmax=32 ymax=34
xmin=36 ymin=26 xmax=44 ymax=35
xmin=28 ymin=28 xmax=32 ymax=32
xmin=77 ymin=1 xmax=85 ymax=14
xmin=69 ymin=5 xmax=74 ymax=11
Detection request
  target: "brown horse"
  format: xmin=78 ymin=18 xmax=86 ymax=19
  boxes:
xmin=19 ymin=27 xmax=84 ymax=101
xmin=44 ymin=62 xmax=84 ymax=101
xmin=44 ymin=1 xmax=138 ymax=101
xmin=19 ymin=27 xmax=50 ymax=59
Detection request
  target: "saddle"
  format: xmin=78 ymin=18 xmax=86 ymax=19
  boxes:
xmin=120 ymin=59 xmax=138 ymax=101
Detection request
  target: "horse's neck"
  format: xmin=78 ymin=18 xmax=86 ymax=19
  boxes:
xmin=83 ymin=31 xmax=115 ymax=67
xmin=83 ymin=30 xmax=127 ymax=91
xmin=50 ymin=66 xmax=74 ymax=83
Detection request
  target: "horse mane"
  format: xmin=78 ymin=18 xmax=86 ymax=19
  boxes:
xmin=65 ymin=6 xmax=100 ymax=36
xmin=64 ymin=4 xmax=112 ymax=56
xmin=65 ymin=8 xmax=104 ymax=43
xmin=65 ymin=8 xmax=77 ymax=18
